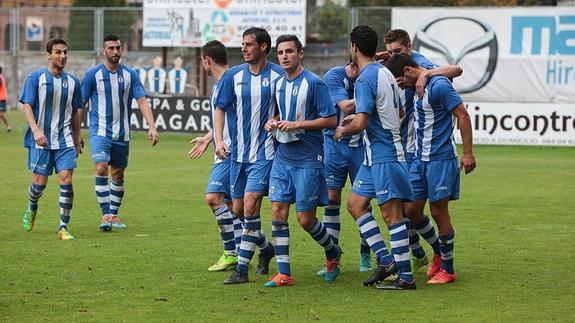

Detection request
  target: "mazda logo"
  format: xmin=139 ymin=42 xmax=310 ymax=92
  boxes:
xmin=413 ymin=16 xmax=498 ymax=94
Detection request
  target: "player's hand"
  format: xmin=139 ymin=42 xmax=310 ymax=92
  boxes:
xmin=334 ymin=126 xmax=346 ymax=140
xmin=460 ymin=153 xmax=476 ymax=174
xmin=276 ymin=120 xmax=299 ymax=132
xmin=415 ymin=70 xmax=430 ymax=97
xmin=33 ymin=130 xmax=48 ymax=147
xmin=188 ymin=136 xmax=210 ymax=159
xmin=375 ymin=51 xmax=391 ymax=63
xmin=74 ymin=137 xmax=84 ymax=156
xmin=215 ymin=142 xmax=229 ymax=160
xmin=342 ymin=114 xmax=356 ymax=125
xmin=395 ymin=77 xmax=406 ymax=90
xmin=148 ymin=128 xmax=159 ymax=146
xmin=264 ymin=119 xmax=278 ymax=132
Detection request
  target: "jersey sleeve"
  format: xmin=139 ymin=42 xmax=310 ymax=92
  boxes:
xmin=81 ymin=70 xmax=94 ymax=103
xmin=214 ymin=70 xmax=235 ymax=111
xmin=323 ymin=69 xmax=350 ymax=107
xmin=72 ymin=76 xmax=83 ymax=110
xmin=131 ymin=69 xmax=147 ymax=100
xmin=432 ymin=78 xmax=462 ymax=112
xmin=314 ymin=81 xmax=336 ymax=118
xmin=354 ymin=77 xmax=375 ymax=116
xmin=19 ymin=73 xmax=38 ymax=105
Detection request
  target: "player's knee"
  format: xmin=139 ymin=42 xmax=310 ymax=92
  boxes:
xmin=346 ymin=201 xmax=364 ymax=218
xmin=95 ymin=164 xmax=108 ymax=176
xmin=204 ymin=194 xmax=224 ymax=209
xmin=297 ymin=215 xmax=315 ymax=231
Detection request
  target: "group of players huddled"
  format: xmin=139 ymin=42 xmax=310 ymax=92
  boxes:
xmin=20 ymin=24 xmax=476 ymax=290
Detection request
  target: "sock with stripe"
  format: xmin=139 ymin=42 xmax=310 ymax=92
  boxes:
xmin=28 ymin=183 xmax=46 ymax=211
xmin=236 ymin=215 xmax=262 ymax=274
xmin=271 ymin=220 xmax=290 ymax=276
xmin=95 ymin=175 xmax=111 ymax=218
xmin=356 ymin=212 xmax=393 ymax=266
xmin=407 ymin=220 xmax=426 ymax=259
xmin=232 ymin=213 xmax=243 ymax=253
xmin=59 ymin=184 xmax=73 ymax=229
xmin=439 ymin=231 xmax=455 ymax=274
xmin=110 ymin=179 xmax=125 ymax=216
xmin=306 ymin=218 xmax=338 ymax=260
xmin=388 ymin=221 xmax=413 ymax=282
xmin=413 ymin=215 xmax=440 ymax=256
xmin=323 ymin=200 xmax=340 ymax=244
xmin=213 ymin=205 xmax=236 ymax=256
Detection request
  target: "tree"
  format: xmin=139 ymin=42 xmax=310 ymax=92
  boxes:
xmin=314 ymin=0 xmax=348 ymax=43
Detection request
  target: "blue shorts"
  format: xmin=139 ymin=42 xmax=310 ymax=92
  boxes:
xmin=28 ymin=147 xmax=77 ymax=176
xmin=89 ymin=135 xmax=130 ymax=168
xmin=0 ymin=100 xmax=6 ymax=112
xmin=206 ymin=161 xmax=231 ymax=202
xmin=230 ymin=159 xmax=272 ymax=199
xmin=324 ymin=136 xmax=364 ymax=190
xmin=352 ymin=162 xmax=414 ymax=205
xmin=269 ymin=161 xmax=329 ymax=212
xmin=410 ymin=158 xmax=460 ymax=203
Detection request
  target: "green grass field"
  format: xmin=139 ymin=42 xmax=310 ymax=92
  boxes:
xmin=1 ymin=109 xmax=574 ymax=322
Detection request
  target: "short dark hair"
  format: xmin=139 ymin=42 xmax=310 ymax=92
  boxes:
xmin=46 ymin=38 xmax=67 ymax=53
xmin=243 ymin=27 xmax=271 ymax=54
xmin=384 ymin=29 xmax=411 ymax=47
xmin=201 ymin=40 xmax=228 ymax=65
xmin=276 ymin=34 xmax=302 ymax=52
xmin=350 ymin=25 xmax=378 ymax=57
xmin=385 ymin=53 xmax=419 ymax=78
xmin=103 ymin=33 xmax=120 ymax=43
xmin=0 ymin=66 xmax=2 ymax=74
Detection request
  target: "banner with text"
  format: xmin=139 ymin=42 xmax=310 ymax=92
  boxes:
xmin=454 ymin=102 xmax=575 ymax=146
xmin=83 ymin=96 xmax=212 ymax=133
xmin=143 ymin=0 xmax=306 ymax=47
xmin=392 ymin=7 xmax=575 ymax=103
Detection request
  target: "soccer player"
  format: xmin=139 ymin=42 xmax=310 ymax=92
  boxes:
xmin=188 ymin=40 xmax=242 ymax=272
xmin=319 ymin=61 xmax=373 ymax=274
xmin=0 ymin=66 xmax=12 ymax=132
xmin=385 ymin=53 xmax=476 ymax=284
xmin=82 ymin=33 xmax=159 ymax=232
xmin=263 ymin=34 xmax=341 ymax=287
xmin=335 ymin=25 xmax=415 ymax=290
xmin=20 ymin=38 xmax=83 ymax=240
xmin=214 ymin=27 xmax=282 ymax=284
xmin=383 ymin=29 xmax=464 ymax=277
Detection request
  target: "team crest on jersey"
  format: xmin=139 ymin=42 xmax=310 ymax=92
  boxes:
xmin=62 ymin=81 xmax=68 ymax=88
xmin=118 ymin=76 xmax=124 ymax=83
xmin=262 ymin=78 xmax=270 ymax=87
xmin=292 ymin=86 xmax=298 ymax=96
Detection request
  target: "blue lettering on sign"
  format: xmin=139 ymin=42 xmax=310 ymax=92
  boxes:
xmin=511 ymin=16 xmax=575 ymax=55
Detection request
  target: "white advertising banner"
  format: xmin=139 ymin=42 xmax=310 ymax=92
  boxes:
xmin=455 ymin=102 xmax=575 ymax=146
xmin=143 ymin=0 xmax=306 ymax=48
xmin=392 ymin=7 xmax=575 ymax=104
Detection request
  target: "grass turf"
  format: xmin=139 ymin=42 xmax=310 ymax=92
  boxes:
xmin=1 ymin=110 xmax=574 ymax=322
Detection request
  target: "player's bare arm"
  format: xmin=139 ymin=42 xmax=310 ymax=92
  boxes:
xmin=452 ymin=103 xmax=476 ymax=174
xmin=415 ymin=65 xmax=463 ymax=97
xmin=138 ymin=96 xmax=159 ymax=146
xmin=22 ymin=103 xmax=47 ymax=147
xmin=334 ymin=112 xmax=368 ymax=140
xmin=71 ymin=108 xmax=83 ymax=156
xmin=188 ymin=131 xmax=213 ymax=159
xmin=213 ymin=107 xmax=228 ymax=159
xmin=276 ymin=115 xmax=336 ymax=132
xmin=338 ymin=99 xmax=356 ymax=115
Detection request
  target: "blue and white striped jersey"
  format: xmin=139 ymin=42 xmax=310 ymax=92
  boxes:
xmin=414 ymin=76 xmax=462 ymax=162
xmin=274 ymin=69 xmax=336 ymax=169
xmin=215 ymin=62 xmax=284 ymax=163
xmin=354 ymin=62 xmax=405 ymax=165
xmin=400 ymin=52 xmax=439 ymax=157
xmin=20 ymin=67 xmax=82 ymax=150
xmin=168 ymin=68 xmax=187 ymax=94
xmin=147 ymin=68 xmax=166 ymax=93
xmin=323 ymin=65 xmax=362 ymax=147
xmin=210 ymin=79 xmax=231 ymax=164
xmin=81 ymin=64 xmax=146 ymax=141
